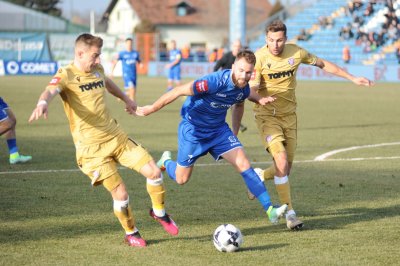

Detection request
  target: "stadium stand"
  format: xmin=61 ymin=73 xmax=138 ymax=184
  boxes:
xmin=249 ymin=0 xmax=400 ymax=65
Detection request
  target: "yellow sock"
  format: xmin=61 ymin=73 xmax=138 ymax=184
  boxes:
xmin=263 ymin=165 xmax=276 ymax=180
xmin=146 ymin=177 xmax=166 ymax=214
xmin=113 ymin=202 xmax=135 ymax=234
xmin=274 ymin=176 xmax=293 ymax=211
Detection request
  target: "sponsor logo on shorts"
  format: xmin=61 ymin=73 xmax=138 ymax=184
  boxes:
xmin=229 ymin=135 xmax=240 ymax=146
xmin=49 ymin=77 xmax=61 ymax=85
xmin=195 ymin=80 xmax=208 ymax=93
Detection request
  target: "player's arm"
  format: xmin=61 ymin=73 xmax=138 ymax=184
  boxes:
xmin=169 ymin=54 xmax=182 ymax=68
xmin=231 ymin=102 xmax=244 ymax=136
xmin=28 ymin=88 xmax=59 ymax=122
xmin=136 ymin=81 xmax=194 ymax=116
xmin=315 ymin=58 xmax=374 ymax=86
xmin=110 ymin=55 xmax=120 ymax=77
xmin=248 ymin=85 xmax=276 ymax=105
xmin=104 ymin=77 xmax=137 ymax=115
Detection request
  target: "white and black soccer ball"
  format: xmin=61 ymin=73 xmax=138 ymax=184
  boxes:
xmin=213 ymin=224 xmax=243 ymax=252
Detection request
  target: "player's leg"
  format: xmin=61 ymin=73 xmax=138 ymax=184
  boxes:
xmin=127 ymin=77 xmax=137 ymax=102
xmin=77 ymin=143 xmax=146 ymax=247
xmin=117 ymin=138 xmax=178 ymax=235
xmin=221 ymin=147 xmax=287 ymax=224
xmin=107 ymin=179 xmax=146 ymax=247
xmin=279 ymin=120 xmax=303 ymax=230
xmin=158 ymin=120 xmax=199 ymax=184
xmin=167 ymin=68 xmax=174 ymax=91
xmin=1 ymin=105 xmax=32 ymax=164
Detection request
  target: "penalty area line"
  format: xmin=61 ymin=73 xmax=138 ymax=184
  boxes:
xmin=1 ymin=156 xmax=400 ymax=175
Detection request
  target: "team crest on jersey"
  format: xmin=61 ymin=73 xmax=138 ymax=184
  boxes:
xmin=94 ymin=72 xmax=100 ymax=78
xmin=58 ymin=68 xmax=63 ymax=73
xmin=195 ymin=80 xmax=208 ymax=93
xmin=267 ymin=63 xmax=271 ymax=69
xmin=76 ymin=76 xmax=81 ymax=82
xmin=288 ymin=58 xmax=295 ymax=66
xmin=236 ymin=93 xmax=244 ymax=101
xmin=266 ymin=135 xmax=273 ymax=143
xmin=49 ymin=77 xmax=60 ymax=85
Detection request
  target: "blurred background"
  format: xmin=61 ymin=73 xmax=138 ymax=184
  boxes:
xmin=0 ymin=0 xmax=399 ymax=80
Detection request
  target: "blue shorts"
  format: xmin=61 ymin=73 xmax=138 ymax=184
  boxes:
xmin=168 ymin=66 xmax=181 ymax=81
xmin=176 ymin=119 xmax=243 ymax=167
xmin=0 ymin=97 xmax=9 ymax=122
xmin=123 ymin=74 xmax=137 ymax=89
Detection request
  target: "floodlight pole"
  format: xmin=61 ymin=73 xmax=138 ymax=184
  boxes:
xmin=229 ymin=0 xmax=246 ymax=47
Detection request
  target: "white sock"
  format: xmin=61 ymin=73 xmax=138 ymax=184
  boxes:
xmin=286 ymin=209 xmax=296 ymax=219
xmin=153 ymin=208 xmax=166 ymax=217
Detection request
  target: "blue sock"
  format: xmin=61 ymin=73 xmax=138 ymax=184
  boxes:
xmin=241 ymin=168 xmax=272 ymax=211
xmin=7 ymin=138 xmax=18 ymax=154
xmin=165 ymin=160 xmax=177 ymax=181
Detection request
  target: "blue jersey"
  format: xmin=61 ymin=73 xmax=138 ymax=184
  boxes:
xmin=118 ymin=50 xmax=141 ymax=77
xmin=181 ymin=69 xmax=250 ymax=129
xmin=169 ymin=49 xmax=182 ymax=68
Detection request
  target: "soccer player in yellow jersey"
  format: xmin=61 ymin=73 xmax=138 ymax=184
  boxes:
xmin=28 ymin=33 xmax=178 ymax=247
xmin=248 ymin=20 xmax=374 ymax=230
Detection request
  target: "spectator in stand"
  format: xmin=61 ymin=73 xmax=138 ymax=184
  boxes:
xmin=208 ymin=48 xmax=218 ymax=63
xmin=216 ymin=47 xmax=225 ymax=60
xmin=296 ymin=29 xmax=311 ymax=41
xmin=339 ymin=25 xmax=354 ymax=40
xmin=342 ymin=45 xmax=351 ymax=64
xmin=396 ymin=46 xmax=400 ymax=64
xmin=181 ymin=44 xmax=191 ymax=62
xmin=355 ymin=28 xmax=366 ymax=45
xmin=364 ymin=2 xmax=374 ymax=17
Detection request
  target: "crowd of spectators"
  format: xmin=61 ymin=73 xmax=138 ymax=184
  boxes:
xmin=344 ymin=0 xmax=400 ymax=55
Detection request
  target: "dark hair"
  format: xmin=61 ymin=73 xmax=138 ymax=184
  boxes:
xmin=235 ymin=50 xmax=256 ymax=65
xmin=75 ymin=33 xmax=103 ymax=48
xmin=125 ymin=38 xmax=133 ymax=42
xmin=266 ymin=20 xmax=287 ymax=36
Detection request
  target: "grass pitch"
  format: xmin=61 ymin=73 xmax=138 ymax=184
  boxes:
xmin=0 ymin=75 xmax=399 ymax=265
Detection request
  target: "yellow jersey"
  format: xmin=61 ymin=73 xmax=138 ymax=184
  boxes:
xmin=250 ymin=43 xmax=317 ymax=116
xmin=46 ymin=63 xmax=124 ymax=146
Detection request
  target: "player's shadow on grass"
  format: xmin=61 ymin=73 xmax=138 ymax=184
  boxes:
xmin=146 ymin=234 xmax=288 ymax=252
xmin=301 ymin=204 xmax=400 ymax=230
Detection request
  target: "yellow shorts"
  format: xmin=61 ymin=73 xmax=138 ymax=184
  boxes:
xmin=255 ymin=113 xmax=297 ymax=162
xmin=76 ymin=133 xmax=153 ymax=191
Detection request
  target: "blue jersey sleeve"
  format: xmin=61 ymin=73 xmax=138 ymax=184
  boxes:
xmin=192 ymin=72 xmax=220 ymax=96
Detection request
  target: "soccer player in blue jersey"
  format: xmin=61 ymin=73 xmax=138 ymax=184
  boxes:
xmin=165 ymin=40 xmax=182 ymax=91
xmin=0 ymin=97 xmax=32 ymax=164
xmin=137 ymin=50 xmax=288 ymax=223
xmin=111 ymin=38 xmax=142 ymax=101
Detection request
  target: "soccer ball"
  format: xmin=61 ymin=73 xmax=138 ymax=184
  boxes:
xmin=213 ymin=224 xmax=243 ymax=252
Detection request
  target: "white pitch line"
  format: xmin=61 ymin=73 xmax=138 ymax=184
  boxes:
xmin=314 ymin=142 xmax=400 ymax=161
xmin=1 ymin=156 xmax=400 ymax=175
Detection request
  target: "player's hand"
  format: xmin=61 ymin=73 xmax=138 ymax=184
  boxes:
xmin=135 ymin=105 xmax=155 ymax=116
xmin=28 ymin=104 xmax=48 ymax=122
xmin=124 ymin=99 xmax=137 ymax=115
xmin=353 ymin=77 xmax=374 ymax=87
xmin=258 ymin=96 xmax=276 ymax=105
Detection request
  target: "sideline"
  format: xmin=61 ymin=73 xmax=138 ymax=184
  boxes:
xmin=314 ymin=142 xmax=400 ymax=161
